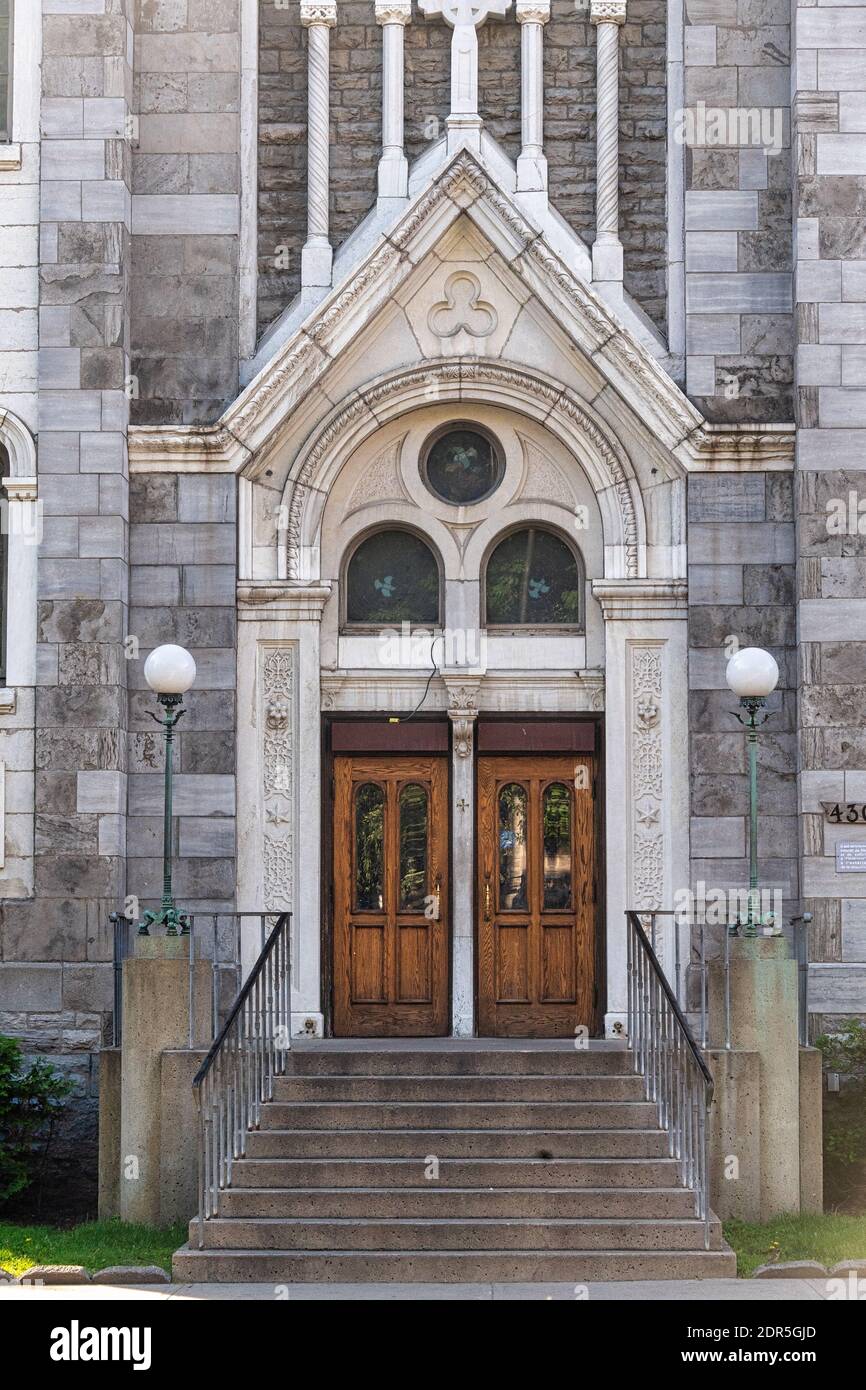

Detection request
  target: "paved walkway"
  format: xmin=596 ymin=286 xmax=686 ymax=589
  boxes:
xmin=0 ymin=1279 xmax=845 ymax=1300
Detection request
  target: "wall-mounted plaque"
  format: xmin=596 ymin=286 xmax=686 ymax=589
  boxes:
xmin=836 ymin=842 xmax=866 ymax=873
xmin=822 ymin=802 xmax=866 ymax=824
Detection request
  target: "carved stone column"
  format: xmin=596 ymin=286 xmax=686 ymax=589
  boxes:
xmin=516 ymin=1 xmax=550 ymax=201
xmin=592 ymin=580 xmax=689 ymax=1036
xmin=301 ymin=0 xmax=337 ymax=289
xmin=590 ymin=0 xmax=627 ymax=293
xmin=375 ymin=1 xmax=411 ymax=201
xmin=446 ymin=681 xmax=480 ymax=1036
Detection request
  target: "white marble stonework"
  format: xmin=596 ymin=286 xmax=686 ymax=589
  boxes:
xmin=219 ymin=146 xmax=706 ymax=1035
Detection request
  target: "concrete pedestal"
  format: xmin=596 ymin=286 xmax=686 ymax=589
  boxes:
xmin=707 ymin=936 xmax=822 ymax=1220
xmin=118 ymin=937 xmax=211 ymax=1225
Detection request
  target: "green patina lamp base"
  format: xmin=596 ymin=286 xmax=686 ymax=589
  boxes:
xmin=137 ymin=905 xmax=190 ymax=938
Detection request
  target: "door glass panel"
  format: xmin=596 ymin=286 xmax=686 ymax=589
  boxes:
xmin=543 ymin=782 xmax=573 ymax=909
xmin=399 ymin=782 xmax=428 ymax=911
xmin=354 ymin=782 xmax=385 ymax=910
xmin=498 ymin=783 xmax=528 ymax=911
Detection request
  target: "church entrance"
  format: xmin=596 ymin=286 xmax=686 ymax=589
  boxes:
xmin=476 ymin=755 xmax=597 ymax=1037
xmin=332 ymin=754 xmax=450 ymax=1036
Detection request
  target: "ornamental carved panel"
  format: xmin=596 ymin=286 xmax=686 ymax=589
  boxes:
xmin=629 ymin=643 xmax=663 ymax=911
xmin=261 ymin=646 xmax=295 ymax=912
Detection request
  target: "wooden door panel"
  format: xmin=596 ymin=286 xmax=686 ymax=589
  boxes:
xmin=478 ymin=754 xmax=596 ymax=1037
xmin=333 ymin=754 xmax=448 ymax=1036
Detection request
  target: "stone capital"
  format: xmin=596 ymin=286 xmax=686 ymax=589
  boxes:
xmin=590 ymin=0 xmax=627 ymax=24
xmin=516 ymin=0 xmax=550 ymax=22
xmin=591 ymin=579 xmax=688 ymax=622
xmin=1 ymin=475 xmax=38 ymax=502
xmin=375 ymin=0 xmax=411 ymax=22
xmin=300 ymin=0 xmax=337 ymax=27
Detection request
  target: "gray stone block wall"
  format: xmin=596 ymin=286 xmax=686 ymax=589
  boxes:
xmin=683 ymin=0 xmax=794 ymax=422
xmin=131 ymin=0 xmax=241 ymax=424
xmin=257 ymin=0 xmax=667 ymax=337
xmin=127 ymin=473 xmax=237 ymax=919
xmin=792 ymin=1 xmax=866 ymax=1035
xmin=687 ymin=472 xmax=799 ymax=944
xmin=0 ymin=0 xmax=136 ymax=1217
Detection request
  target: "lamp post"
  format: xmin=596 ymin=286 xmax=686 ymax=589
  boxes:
xmin=137 ymin=643 xmax=197 ymax=937
xmin=725 ymin=646 xmax=779 ymax=936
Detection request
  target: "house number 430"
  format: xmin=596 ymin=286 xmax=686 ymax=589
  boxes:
xmin=822 ymin=802 xmax=866 ymax=824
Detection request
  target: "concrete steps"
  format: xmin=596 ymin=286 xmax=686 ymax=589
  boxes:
xmin=229 ymin=1156 xmax=687 ymax=1189
xmin=245 ymin=1126 xmax=671 ymax=1158
xmin=192 ymin=1216 xmax=722 ymax=1252
xmin=216 ymin=1185 xmax=699 ymax=1219
xmin=172 ymin=1248 xmax=735 ymax=1283
xmin=173 ymin=1043 xmax=735 ymax=1283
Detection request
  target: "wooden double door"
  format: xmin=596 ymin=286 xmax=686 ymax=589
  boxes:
xmin=332 ymin=752 xmax=596 ymax=1037
xmin=333 ymin=755 xmax=449 ymax=1036
xmin=477 ymin=756 xmax=596 ymax=1037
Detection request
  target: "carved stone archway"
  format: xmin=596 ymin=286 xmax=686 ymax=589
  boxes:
xmin=280 ymin=359 xmax=649 ymax=584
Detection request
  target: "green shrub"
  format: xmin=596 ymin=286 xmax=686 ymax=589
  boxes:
xmin=816 ymin=1020 xmax=866 ymax=1209
xmin=0 ymin=1036 xmax=75 ymax=1206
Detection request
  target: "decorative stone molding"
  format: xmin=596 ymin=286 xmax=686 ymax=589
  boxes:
xmin=261 ymin=647 xmax=296 ymax=913
xmin=319 ymin=672 xmax=604 ymax=714
xmin=629 ymin=643 xmax=664 ymax=911
xmin=283 ymin=358 xmax=643 ymax=580
xmin=445 ymin=682 xmax=480 ymax=759
xmin=592 ymin=579 xmax=688 ymax=622
xmin=2 ymin=476 xmax=38 ymax=502
xmin=375 ymin=1 xmax=411 ymax=22
xmin=237 ymin=583 xmax=332 ymax=622
xmin=300 ymin=1 xmax=337 ymax=24
xmin=589 ymin=0 xmax=627 ymax=22
xmin=123 ymin=148 xmax=795 ymax=479
xmin=516 ymin=1 xmax=550 ymax=22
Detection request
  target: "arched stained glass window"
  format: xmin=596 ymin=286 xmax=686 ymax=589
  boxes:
xmin=485 ymin=527 xmax=582 ymax=628
xmin=345 ymin=529 xmax=441 ymax=626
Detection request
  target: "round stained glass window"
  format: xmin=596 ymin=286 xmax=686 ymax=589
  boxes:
xmin=422 ymin=426 xmax=503 ymax=505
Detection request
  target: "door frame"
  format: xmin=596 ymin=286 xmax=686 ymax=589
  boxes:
xmin=472 ymin=716 xmax=605 ymax=1037
xmin=321 ymin=713 xmax=604 ymax=1037
xmin=321 ymin=715 xmax=452 ymax=1037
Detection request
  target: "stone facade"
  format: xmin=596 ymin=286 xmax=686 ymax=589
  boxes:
xmin=687 ymin=471 xmax=799 ymax=930
xmin=793 ymin=0 xmax=866 ymax=1036
xmin=257 ymin=0 xmax=668 ymax=336
xmin=3 ymin=0 xmax=866 ymax=1219
xmin=682 ymin=0 xmax=794 ymax=421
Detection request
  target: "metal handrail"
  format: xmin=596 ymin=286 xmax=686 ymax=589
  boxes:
xmin=626 ymin=910 xmax=713 ymax=1250
xmin=108 ymin=910 xmax=283 ymax=1048
xmin=193 ymin=913 xmax=291 ymax=1246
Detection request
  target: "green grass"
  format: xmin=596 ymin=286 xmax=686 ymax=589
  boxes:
xmin=725 ymin=1214 xmax=866 ymax=1277
xmin=0 ymin=1219 xmax=188 ymax=1278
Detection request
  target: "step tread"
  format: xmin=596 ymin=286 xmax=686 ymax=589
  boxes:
xmin=219 ymin=1185 xmax=690 ymax=1195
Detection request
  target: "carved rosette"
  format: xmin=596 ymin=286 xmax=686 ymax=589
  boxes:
xmin=262 ymin=647 xmax=296 ymax=912
xmin=629 ymin=644 xmax=663 ymax=912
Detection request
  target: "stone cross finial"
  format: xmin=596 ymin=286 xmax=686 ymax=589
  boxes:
xmin=419 ymin=0 xmax=512 ymax=149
